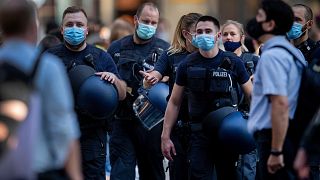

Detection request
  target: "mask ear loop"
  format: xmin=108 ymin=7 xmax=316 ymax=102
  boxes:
xmin=301 ymin=21 xmax=310 ymax=34
xmin=184 ymin=30 xmax=195 ymax=44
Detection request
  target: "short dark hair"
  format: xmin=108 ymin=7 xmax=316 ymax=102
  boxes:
xmin=196 ymin=15 xmax=220 ymax=31
xmin=293 ymin=4 xmax=313 ymax=22
xmin=62 ymin=6 xmax=88 ymax=21
xmin=136 ymin=2 xmax=159 ymax=18
xmin=0 ymin=0 xmax=37 ymax=36
xmin=261 ymin=0 xmax=293 ymax=35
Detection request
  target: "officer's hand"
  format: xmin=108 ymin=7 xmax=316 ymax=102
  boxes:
xmin=267 ymin=154 xmax=285 ymax=174
xmin=95 ymin=72 xmax=117 ymax=84
xmin=161 ymin=137 xmax=176 ymax=161
xmin=139 ymin=70 xmax=158 ymax=85
xmin=294 ymin=148 xmax=310 ymax=179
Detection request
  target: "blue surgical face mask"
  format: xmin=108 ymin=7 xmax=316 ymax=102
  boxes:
xmin=223 ymin=41 xmax=242 ymax=52
xmin=195 ymin=34 xmax=215 ymax=51
xmin=136 ymin=21 xmax=157 ymax=40
xmin=287 ymin=22 xmax=304 ymax=40
xmin=191 ymin=36 xmax=198 ymax=48
xmin=63 ymin=27 xmax=86 ymax=46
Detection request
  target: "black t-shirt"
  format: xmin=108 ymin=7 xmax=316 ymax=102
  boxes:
xmin=176 ymin=50 xmax=249 ymax=86
xmin=176 ymin=50 xmax=249 ymax=120
xmin=107 ymin=35 xmax=170 ymax=119
xmin=154 ymin=50 xmax=189 ymax=95
xmin=154 ymin=50 xmax=190 ymax=122
xmin=108 ymin=35 xmax=169 ymax=87
xmin=47 ymin=44 xmax=120 ymax=76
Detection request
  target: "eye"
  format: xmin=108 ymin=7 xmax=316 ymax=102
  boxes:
xmin=65 ymin=22 xmax=74 ymax=27
xmin=196 ymin=29 xmax=203 ymax=34
xmin=205 ymin=29 xmax=212 ymax=34
xmin=76 ymin=22 xmax=84 ymax=27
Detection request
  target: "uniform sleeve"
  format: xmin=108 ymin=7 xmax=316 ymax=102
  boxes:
xmin=100 ymin=51 xmax=121 ymax=79
xmin=234 ymin=57 xmax=250 ymax=85
xmin=259 ymin=49 xmax=291 ymax=96
xmin=154 ymin=51 xmax=170 ymax=76
xmin=107 ymin=40 xmax=120 ymax=64
xmin=175 ymin=61 xmax=188 ymax=86
xmin=38 ymin=54 xmax=80 ymax=166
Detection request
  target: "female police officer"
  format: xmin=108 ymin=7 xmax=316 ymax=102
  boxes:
xmin=221 ymin=19 xmax=259 ymax=180
xmin=141 ymin=12 xmax=202 ymax=180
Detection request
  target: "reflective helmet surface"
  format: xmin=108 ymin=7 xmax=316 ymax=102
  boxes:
xmin=202 ymin=107 xmax=255 ymax=154
xmin=69 ymin=65 xmax=118 ymax=119
xmin=218 ymin=111 xmax=255 ymax=154
xmin=145 ymin=82 xmax=169 ymax=113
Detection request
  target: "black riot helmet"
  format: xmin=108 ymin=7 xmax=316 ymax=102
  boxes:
xmin=68 ymin=65 xmax=118 ymax=119
xmin=202 ymin=107 xmax=255 ymax=154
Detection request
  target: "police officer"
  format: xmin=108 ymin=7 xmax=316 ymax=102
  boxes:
xmin=162 ymin=15 xmax=252 ymax=180
xmin=47 ymin=6 xmax=126 ymax=180
xmin=287 ymin=4 xmax=320 ymax=63
xmin=221 ymin=19 xmax=259 ymax=180
xmin=141 ymin=13 xmax=202 ymax=180
xmin=288 ymin=5 xmax=320 ymax=180
xmin=107 ymin=2 xmax=169 ymax=180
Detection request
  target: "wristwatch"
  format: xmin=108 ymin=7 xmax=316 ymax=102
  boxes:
xmin=270 ymin=149 xmax=283 ymax=156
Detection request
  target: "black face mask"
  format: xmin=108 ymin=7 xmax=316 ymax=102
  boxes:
xmin=224 ymin=41 xmax=242 ymax=52
xmin=246 ymin=18 xmax=266 ymax=40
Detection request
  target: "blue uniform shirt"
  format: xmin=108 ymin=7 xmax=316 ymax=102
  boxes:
xmin=248 ymin=36 xmax=306 ymax=134
xmin=47 ymin=44 xmax=120 ymax=76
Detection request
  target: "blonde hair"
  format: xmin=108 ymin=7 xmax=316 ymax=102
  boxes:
xmin=221 ymin=20 xmax=248 ymax=52
xmin=168 ymin=13 xmax=202 ymax=55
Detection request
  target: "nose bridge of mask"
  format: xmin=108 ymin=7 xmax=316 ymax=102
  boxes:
xmin=138 ymin=20 xmax=156 ymax=29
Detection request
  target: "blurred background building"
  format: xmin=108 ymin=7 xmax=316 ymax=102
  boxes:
xmin=35 ymin=0 xmax=320 ymax=44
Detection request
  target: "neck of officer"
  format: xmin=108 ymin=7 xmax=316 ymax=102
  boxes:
xmin=65 ymin=41 xmax=87 ymax=52
xmin=293 ymin=32 xmax=309 ymax=47
xmin=133 ymin=32 xmax=152 ymax=45
xmin=199 ymin=46 xmax=219 ymax=58
xmin=234 ymin=48 xmax=242 ymax=57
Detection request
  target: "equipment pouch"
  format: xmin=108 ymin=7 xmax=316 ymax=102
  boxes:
xmin=187 ymin=67 xmax=207 ymax=92
xmin=209 ymin=68 xmax=231 ymax=93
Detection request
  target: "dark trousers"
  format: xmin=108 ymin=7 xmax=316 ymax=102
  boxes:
xmin=80 ymin=127 xmax=107 ymax=180
xmin=188 ymin=130 xmax=238 ymax=180
xmin=109 ymin=119 xmax=165 ymax=180
xmin=109 ymin=120 xmax=136 ymax=180
xmin=254 ymin=129 xmax=296 ymax=180
xmin=169 ymin=124 xmax=190 ymax=180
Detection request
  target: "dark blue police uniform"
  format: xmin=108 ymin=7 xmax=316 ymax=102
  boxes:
xmin=154 ymin=50 xmax=190 ymax=180
xmin=107 ymin=35 xmax=169 ymax=180
xmin=175 ymin=50 xmax=249 ymax=180
xmin=47 ymin=44 xmax=119 ymax=180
